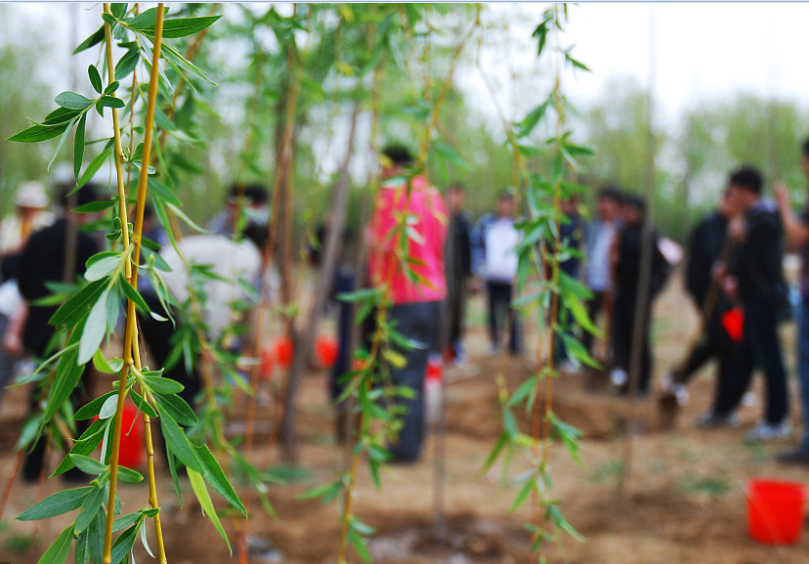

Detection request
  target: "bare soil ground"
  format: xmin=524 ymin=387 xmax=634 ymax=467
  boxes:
xmin=0 ymin=272 xmax=807 ymax=564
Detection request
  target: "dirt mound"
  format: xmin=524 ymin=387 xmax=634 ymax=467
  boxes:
xmin=446 ymin=357 xmax=615 ymax=440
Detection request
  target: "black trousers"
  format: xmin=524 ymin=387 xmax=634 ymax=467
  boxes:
xmin=24 ymin=344 xmax=92 ymax=481
xmin=445 ymin=274 xmax=467 ymax=357
xmin=672 ymin=312 xmax=735 ymax=411
xmin=330 ymin=269 xmax=355 ymax=404
xmin=137 ymin=292 xmax=201 ymax=465
xmin=714 ymin=297 xmax=789 ymax=424
xmin=612 ymin=290 xmax=652 ymax=395
xmin=582 ymin=291 xmax=606 ymax=355
xmin=386 ymin=301 xmax=440 ymax=462
xmin=486 ymin=281 xmax=520 ymax=354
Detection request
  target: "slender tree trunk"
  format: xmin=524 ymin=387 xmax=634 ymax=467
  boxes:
xmin=301 ymin=104 xmax=360 ymax=364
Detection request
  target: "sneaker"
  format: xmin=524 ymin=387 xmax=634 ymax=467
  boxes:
xmin=696 ymin=411 xmax=741 ymax=429
xmin=672 ymin=383 xmax=689 ymax=407
xmin=775 ymin=447 xmax=809 ymax=466
xmin=744 ymin=420 xmax=793 ymax=443
xmin=610 ymin=368 xmax=628 ymax=387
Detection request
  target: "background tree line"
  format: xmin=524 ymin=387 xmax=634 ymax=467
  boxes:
xmin=1 ymin=4 xmax=808 ymax=245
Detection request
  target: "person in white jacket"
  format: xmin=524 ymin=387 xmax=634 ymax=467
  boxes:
xmin=471 ymin=190 xmax=522 ymax=355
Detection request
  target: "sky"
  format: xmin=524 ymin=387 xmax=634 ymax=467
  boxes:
xmin=10 ymin=2 xmax=809 ymax=116
xmin=453 ymin=2 xmax=809 ymax=133
xmin=5 ymin=2 xmax=809 ymax=181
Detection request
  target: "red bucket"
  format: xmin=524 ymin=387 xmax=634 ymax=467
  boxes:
xmin=747 ymin=478 xmax=807 ymax=545
xmin=96 ymin=403 xmax=144 ymax=469
xmin=315 ymin=337 xmax=339 ymax=368
xmin=274 ymin=337 xmax=294 ymax=369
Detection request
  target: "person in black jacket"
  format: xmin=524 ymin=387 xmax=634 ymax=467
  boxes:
xmin=17 ymin=183 xmax=101 ymax=481
xmin=444 ymin=183 xmax=473 ymax=363
xmin=610 ymin=195 xmax=669 ymax=397
xmin=712 ymin=167 xmax=792 ymax=442
xmin=662 ymin=189 xmax=737 ymax=413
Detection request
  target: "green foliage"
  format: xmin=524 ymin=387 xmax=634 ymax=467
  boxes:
xmin=5 ymin=5 xmax=245 ymax=563
xmin=479 ymin=5 xmax=595 ymax=561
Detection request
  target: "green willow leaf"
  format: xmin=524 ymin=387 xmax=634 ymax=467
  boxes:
xmin=109 ymin=520 xmax=142 ymax=564
xmin=130 ymin=389 xmax=158 ymax=418
xmin=115 ymin=49 xmax=139 ymax=80
xmin=74 ymin=391 xmax=117 ymax=420
xmin=55 ymin=91 xmax=93 ymax=110
xmin=75 ymin=141 xmax=113 ymax=192
xmin=118 ymin=466 xmax=144 ymax=484
xmin=146 ymin=15 xmax=221 ymax=38
xmin=73 ymin=114 xmax=87 ymax=180
xmin=110 ymin=2 xmax=128 ymax=19
xmin=74 ymin=26 xmax=105 ymax=54
xmin=43 ymin=338 xmax=85 ymax=427
xmin=75 ymin=485 xmax=105 ymax=533
xmin=35 ymin=525 xmax=74 ymax=564
xmin=52 ymin=419 xmax=107 ymax=477
xmin=70 ymin=454 xmax=106 ymax=475
xmin=78 ymin=286 xmax=110 ymax=364
xmin=188 ymin=468 xmax=231 ymax=554
xmin=47 ymin=116 xmax=77 ymax=172
xmin=119 ymin=276 xmax=151 ymax=314
xmin=98 ymin=96 xmax=125 ymax=109
xmin=129 ymin=6 xmax=168 ymax=29
xmin=195 ymin=444 xmax=246 ymax=515
xmin=88 ymin=65 xmax=103 ymax=94
xmin=143 ymin=374 xmax=183 ymax=394
xmin=7 ymin=122 xmax=70 ymax=144
xmin=50 ymin=278 xmax=107 ymax=330
xmin=156 ymin=402 xmax=202 ymax=472
xmin=153 ymin=392 xmax=195 ymax=425
xmin=17 ymin=487 xmax=92 ymax=520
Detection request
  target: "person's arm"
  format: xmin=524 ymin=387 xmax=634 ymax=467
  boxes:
xmin=3 ymin=301 xmax=27 ymax=355
xmin=775 ymin=182 xmax=809 ymax=251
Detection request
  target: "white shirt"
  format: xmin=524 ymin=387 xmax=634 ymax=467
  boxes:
xmin=160 ymin=235 xmax=262 ymax=340
xmin=483 ymin=218 xmax=520 ymax=283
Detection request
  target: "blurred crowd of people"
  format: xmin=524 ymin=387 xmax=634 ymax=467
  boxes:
xmin=4 ymin=137 xmax=809 ymax=471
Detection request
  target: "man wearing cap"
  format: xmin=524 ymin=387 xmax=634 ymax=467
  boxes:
xmin=14 ymin=183 xmax=101 ymax=480
xmin=0 ymin=181 xmax=54 ymax=409
xmin=0 ymin=181 xmax=54 ymax=258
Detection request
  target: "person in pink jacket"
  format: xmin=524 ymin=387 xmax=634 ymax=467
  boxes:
xmin=367 ymin=145 xmax=447 ymax=462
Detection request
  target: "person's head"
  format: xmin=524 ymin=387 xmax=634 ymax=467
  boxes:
xmin=560 ymin=195 xmax=578 ymax=217
xmin=381 ymin=145 xmax=414 ymax=179
xmin=801 ymin=138 xmax=809 ymax=178
xmin=142 ymin=203 xmax=156 ymax=232
xmin=623 ymin=195 xmax=645 ymax=226
xmin=726 ymin=166 xmax=763 ymax=214
xmin=245 ymin=184 xmax=268 ymax=209
xmin=58 ymin=182 xmax=101 ymax=225
xmin=496 ymin=189 xmax=515 ymax=218
xmin=447 ymin=183 xmax=465 ymax=213
xmin=718 ymin=188 xmax=734 ymax=218
xmin=243 ymin=222 xmax=269 ymax=254
xmin=596 ymin=185 xmax=620 ymax=222
xmin=14 ymin=181 xmax=49 ymax=222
